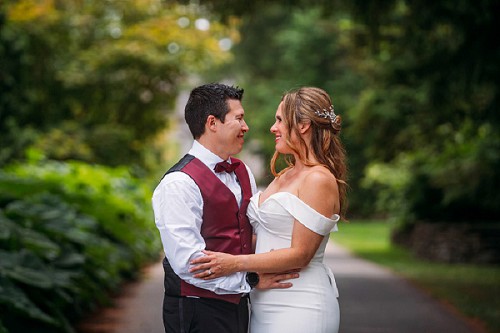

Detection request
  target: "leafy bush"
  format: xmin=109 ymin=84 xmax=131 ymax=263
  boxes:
xmin=362 ymin=122 xmax=500 ymax=225
xmin=0 ymin=160 xmax=160 ymax=333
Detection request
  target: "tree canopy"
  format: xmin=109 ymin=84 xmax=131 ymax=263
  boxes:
xmin=1 ymin=0 xmax=498 ymax=223
xmin=203 ymin=0 xmax=500 ymax=223
xmin=0 ymin=0 xmax=237 ymax=169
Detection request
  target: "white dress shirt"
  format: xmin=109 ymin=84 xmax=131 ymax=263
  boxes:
xmin=152 ymin=140 xmax=257 ymax=295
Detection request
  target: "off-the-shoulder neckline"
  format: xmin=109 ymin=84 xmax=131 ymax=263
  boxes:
xmin=256 ymin=191 xmax=340 ymax=221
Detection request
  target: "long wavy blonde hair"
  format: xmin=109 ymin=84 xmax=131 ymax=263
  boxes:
xmin=270 ymin=87 xmax=348 ymax=218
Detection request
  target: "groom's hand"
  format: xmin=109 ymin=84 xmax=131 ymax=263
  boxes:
xmin=256 ymin=271 xmax=299 ymax=290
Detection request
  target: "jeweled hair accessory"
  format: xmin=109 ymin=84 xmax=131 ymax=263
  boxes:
xmin=315 ymin=105 xmax=337 ymax=123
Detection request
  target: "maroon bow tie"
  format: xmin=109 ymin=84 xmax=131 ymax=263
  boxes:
xmin=214 ymin=161 xmax=240 ymax=173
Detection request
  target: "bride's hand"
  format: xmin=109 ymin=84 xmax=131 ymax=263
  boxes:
xmin=189 ymin=250 xmax=239 ymax=279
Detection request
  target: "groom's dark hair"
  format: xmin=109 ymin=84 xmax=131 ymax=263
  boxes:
xmin=185 ymin=83 xmax=244 ymax=139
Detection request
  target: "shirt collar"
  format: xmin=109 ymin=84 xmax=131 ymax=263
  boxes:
xmin=188 ymin=140 xmax=233 ymax=172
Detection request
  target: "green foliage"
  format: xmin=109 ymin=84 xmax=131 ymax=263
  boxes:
xmin=351 ymin=0 xmax=500 ymax=222
xmin=205 ymin=0 xmax=499 ymax=222
xmin=0 ymin=0 xmax=237 ymax=169
xmin=363 ymin=122 xmax=500 ymax=224
xmin=207 ymin=5 xmax=365 ymax=180
xmin=0 ymin=160 xmax=160 ymax=333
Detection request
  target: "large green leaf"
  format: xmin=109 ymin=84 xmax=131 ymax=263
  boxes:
xmin=18 ymin=229 xmax=61 ymax=260
xmin=54 ymin=252 xmax=86 ymax=268
xmin=0 ymin=212 xmax=13 ymax=242
xmin=0 ymin=276 xmax=56 ymax=325
xmin=0 ymin=250 xmax=54 ymax=289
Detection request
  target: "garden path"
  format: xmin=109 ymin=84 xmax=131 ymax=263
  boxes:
xmin=78 ymin=241 xmax=484 ymax=333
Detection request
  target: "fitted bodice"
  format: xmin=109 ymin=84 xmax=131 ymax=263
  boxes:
xmin=248 ymin=191 xmax=339 ymax=262
xmin=247 ymin=191 xmax=341 ymax=333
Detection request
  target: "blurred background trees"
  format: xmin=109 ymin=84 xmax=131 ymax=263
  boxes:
xmin=0 ymin=0 xmax=498 ymax=331
xmin=2 ymin=0 xmax=498 ymax=223
xmin=203 ymin=0 xmax=500 ymax=225
xmin=1 ymin=0 xmax=236 ymax=170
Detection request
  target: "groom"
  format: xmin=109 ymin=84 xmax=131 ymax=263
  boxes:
xmin=152 ymin=83 xmax=296 ymax=333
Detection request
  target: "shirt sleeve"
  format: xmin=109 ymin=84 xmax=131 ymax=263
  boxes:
xmin=152 ymin=172 xmax=250 ymax=294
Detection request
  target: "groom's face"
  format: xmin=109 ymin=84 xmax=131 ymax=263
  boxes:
xmin=216 ymin=99 xmax=249 ymax=158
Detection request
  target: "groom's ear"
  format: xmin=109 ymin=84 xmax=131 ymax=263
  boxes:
xmin=206 ymin=115 xmax=217 ymax=132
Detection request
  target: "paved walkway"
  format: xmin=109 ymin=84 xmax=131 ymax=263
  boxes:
xmin=79 ymin=241 xmax=482 ymax=333
xmin=325 ymin=242 xmax=480 ymax=333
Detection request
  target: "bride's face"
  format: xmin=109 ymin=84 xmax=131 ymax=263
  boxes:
xmin=270 ymin=102 xmax=295 ymax=154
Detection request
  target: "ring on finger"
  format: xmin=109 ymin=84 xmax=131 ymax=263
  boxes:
xmin=208 ymin=269 xmax=212 ymax=275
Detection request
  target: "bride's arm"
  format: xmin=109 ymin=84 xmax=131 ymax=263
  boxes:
xmin=190 ymin=223 xmax=323 ymax=278
xmin=190 ymin=172 xmax=339 ymax=279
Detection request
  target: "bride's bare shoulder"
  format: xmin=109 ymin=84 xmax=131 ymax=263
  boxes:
xmin=299 ymin=167 xmax=339 ymax=214
xmin=304 ymin=166 xmax=337 ymax=187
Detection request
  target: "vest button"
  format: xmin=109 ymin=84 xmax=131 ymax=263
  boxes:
xmin=243 ymin=244 xmax=247 ymax=249
xmin=240 ymin=228 xmax=244 ymax=233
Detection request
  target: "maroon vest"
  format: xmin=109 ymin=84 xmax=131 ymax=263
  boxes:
xmin=162 ymin=154 xmax=253 ymax=304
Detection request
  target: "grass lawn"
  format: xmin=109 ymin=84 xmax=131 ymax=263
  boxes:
xmin=331 ymin=220 xmax=500 ymax=333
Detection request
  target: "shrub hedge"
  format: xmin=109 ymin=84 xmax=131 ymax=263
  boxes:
xmin=0 ymin=161 xmax=161 ymax=333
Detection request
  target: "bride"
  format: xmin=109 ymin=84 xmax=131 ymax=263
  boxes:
xmin=190 ymin=87 xmax=347 ymax=333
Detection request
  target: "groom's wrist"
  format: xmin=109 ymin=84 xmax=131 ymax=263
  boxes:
xmin=245 ymin=272 xmax=259 ymax=289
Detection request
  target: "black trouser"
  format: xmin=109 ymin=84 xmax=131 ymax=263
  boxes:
xmin=163 ymin=295 xmax=249 ymax=333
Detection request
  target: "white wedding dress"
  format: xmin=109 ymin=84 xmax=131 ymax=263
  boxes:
xmin=248 ymin=191 xmax=340 ymax=333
